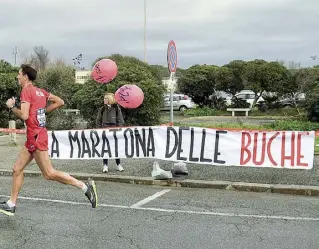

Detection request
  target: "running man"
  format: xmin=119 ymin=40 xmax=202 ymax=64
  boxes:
xmin=0 ymin=64 xmax=97 ymax=216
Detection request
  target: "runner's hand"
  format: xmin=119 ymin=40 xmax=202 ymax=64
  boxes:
xmin=6 ymin=97 xmax=16 ymax=108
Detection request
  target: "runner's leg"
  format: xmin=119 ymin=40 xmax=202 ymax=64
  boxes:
xmin=33 ymin=149 xmax=98 ymax=208
xmin=33 ymin=150 xmax=84 ymax=188
xmin=9 ymin=147 xmax=34 ymax=204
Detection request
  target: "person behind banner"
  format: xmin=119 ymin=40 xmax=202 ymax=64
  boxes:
xmin=0 ymin=64 xmax=98 ymax=217
xmin=96 ymin=92 xmax=124 ymax=173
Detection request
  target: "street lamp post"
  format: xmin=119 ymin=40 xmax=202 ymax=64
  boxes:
xmin=13 ymin=45 xmax=18 ymax=66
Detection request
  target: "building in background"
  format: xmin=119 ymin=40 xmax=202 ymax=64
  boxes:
xmin=75 ymin=70 xmax=91 ymax=84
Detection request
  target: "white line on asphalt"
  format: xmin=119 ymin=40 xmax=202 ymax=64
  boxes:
xmin=0 ymin=194 xmax=318 ymax=221
xmin=130 ymin=189 xmax=171 ymax=208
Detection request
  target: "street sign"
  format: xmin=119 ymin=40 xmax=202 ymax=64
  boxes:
xmin=167 ymin=40 xmax=177 ymax=73
xmin=167 ymin=40 xmax=178 ymax=124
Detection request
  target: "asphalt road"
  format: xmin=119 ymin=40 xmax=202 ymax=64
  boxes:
xmin=0 ymin=176 xmax=318 ymax=249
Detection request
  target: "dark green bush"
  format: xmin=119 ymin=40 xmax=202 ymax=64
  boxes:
xmin=73 ymin=54 xmax=166 ymax=127
xmin=183 ymin=107 xmax=218 ymax=117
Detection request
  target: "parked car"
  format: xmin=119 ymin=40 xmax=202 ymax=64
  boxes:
xmin=160 ymin=94 xmax=196 ymax=112
xmin=225 ymin=90 xmax=264 ymax=107
xmin=276 ymin=93 xmax=306 ymax=108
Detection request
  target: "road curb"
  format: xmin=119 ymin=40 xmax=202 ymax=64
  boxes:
xmin=0 ymin=169 xmax=318 ymax=196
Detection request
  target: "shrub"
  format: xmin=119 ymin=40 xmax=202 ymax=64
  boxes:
xmin=0 ymin=61 xmax=19 ymax=128
xmin=264 ymin=120 xmax=319 ymax=131
xmin=46 ymin=110 xmax=77 ymax=130
xmin=175 ymin=119 xmax=319 ymax=131
xmin=36 ymin=62 xmax=81 ymax=109
xmin=73 ymin=54 xmax=166 ymax=127
xmin=183 ymin=107 xmax=217 ymax=117
xmin=229 ymin=98 xmax=250 ymax=108
xmin=250 ymin=108 xmax=302 ymax=117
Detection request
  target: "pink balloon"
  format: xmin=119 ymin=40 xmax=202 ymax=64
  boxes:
xmin=115 ymin=84 xmax=144 ymax=109
xmin=91 ymin=59 xmax=118 ymax=84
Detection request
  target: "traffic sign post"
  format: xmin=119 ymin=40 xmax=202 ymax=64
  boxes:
xmin=167 ymin=40 xmax=177 ymax=124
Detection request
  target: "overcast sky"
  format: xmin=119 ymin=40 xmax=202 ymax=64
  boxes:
xmin=1 ymin=0 xmax=318 ymax=69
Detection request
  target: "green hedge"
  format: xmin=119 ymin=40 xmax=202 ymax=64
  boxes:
xmin=265 ymin=120 xmax=319 ymax=131
xmin=250 ymin=108 xmax=301 ymax=117
xmin=182 ymin=107 xmax=228 ymax=117
xmin=174 ymin=120 xmax=319 ymax=131
xmin=183 ymin=107 xmax=304 ymax=118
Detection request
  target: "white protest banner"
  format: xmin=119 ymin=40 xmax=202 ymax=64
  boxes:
xmin=48 ymin=126 xmax=315 ymax=169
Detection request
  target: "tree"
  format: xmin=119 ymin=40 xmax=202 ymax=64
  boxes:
xmin=149 ymin=65 xmax=170 ymax=82
xmin=0 ymin=60 xmax=20 ymax=128
xmin=175 ymin=67 xmax=185 ymax=79
xmin=215 ymin=60 xmax=247 ymax=96
xmin=294 ymin=68 xmax=319 ymax=92
xmin=215 ymin=66 xmax=232 ymax=93
xmin=73 ymin=54 xmax=166 ymax=127
xmin=0 ymin=60 xmax=16 ymax=73
xmin=275 ymin=67 xmax=319 ymax=111
xmin=244 ymin=60 xmax=290 ymax=107
xmin=36 ymin=60 xmax=80 ymax=108
xmin=277 ymin=61 xmax=301 ymax=102
xmin=23 ymin=46 xmax=50 ymax=71
xmin=34 ymin=60 xmax=82 ymax=130
xmin=298 ymin=67 xmax=319 ymax=119
xmin=148 ymin=65 xmax=185 ymax=84
xmin=282 ymin=69 xmax=310 ymax=97
xmin=178 ymin=65 xmax=217 ymax=107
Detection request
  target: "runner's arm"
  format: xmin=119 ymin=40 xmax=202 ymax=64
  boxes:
xmin=46 ymin=94 xmax=64 ymax=113
xmin=10 ymin=102 xmax=30 ymax=121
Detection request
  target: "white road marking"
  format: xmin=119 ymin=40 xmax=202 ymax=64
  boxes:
xmin=130 ymin=189 xmax=171 ymax=208
xmin=0 ymin=194 xmax=318 ymax=221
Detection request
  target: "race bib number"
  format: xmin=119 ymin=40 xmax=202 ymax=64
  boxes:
xmin=37 ymin=108 xmax=46 ymax=127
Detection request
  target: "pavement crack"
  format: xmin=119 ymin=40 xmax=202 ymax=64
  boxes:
xmin=234 ymin=223 xmax=252 ymax=236
xmin=117 ymin=227 xmax=142 ymax=249
xmin=226 ymin=217 xmax=256 ymax=239
xmin=100 ymin=209 xmax=122 ymax=223
xmin=153 ymin=212 xmax=177 ymax=223
xmin=12 ymin=235 xmax=33 ymax=249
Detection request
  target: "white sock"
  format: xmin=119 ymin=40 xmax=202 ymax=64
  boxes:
xmin=81 ymin=183 xmax=88 ymax=193
xmin=7 ymin=200 xmax=15 ymax=207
